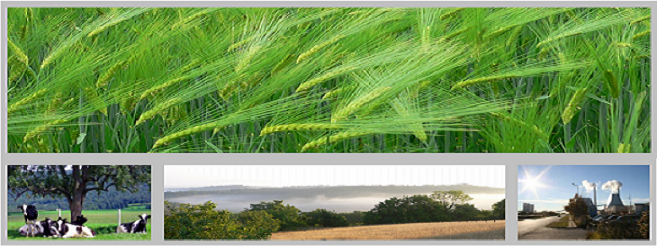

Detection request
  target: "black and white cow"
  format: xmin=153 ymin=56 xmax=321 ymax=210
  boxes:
xmin=18 ymin=218 xmax=59 ymax=238
xmin=17 ymin=204 xmax=38 ymax=224
xmin=116 ymin=214 xmax=150 ymax=234
xmin=38 ymin=217 xmax=60 ymax=237
xmin=55 ymin=217 xmax=96 ymax=238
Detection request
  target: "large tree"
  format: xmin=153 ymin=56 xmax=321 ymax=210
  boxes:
xmin=492 ymin=199 xmax=505 ymax=220
xmin=430 ymin=190 xmax=473 ymax=210
xmin=8 ymin=165 xmax=150 ymax=220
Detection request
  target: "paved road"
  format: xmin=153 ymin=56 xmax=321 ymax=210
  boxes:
xmin=518 ymin=216 xmax=587 ymax=240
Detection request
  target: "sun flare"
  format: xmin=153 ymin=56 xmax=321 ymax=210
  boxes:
xmin=519 ymin=166 xmax=551 ymax=199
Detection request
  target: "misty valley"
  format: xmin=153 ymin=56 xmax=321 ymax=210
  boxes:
xmin=164 ymin=185 xmax=506 ymax=240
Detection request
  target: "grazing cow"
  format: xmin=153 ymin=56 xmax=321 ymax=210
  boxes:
xmin=116 ymin=214 xmax=150 ymax=234
xmin=17 ymin=204 xmax=38 ymax=224
xmin=71 ymin=215 xmax=88 ymax=226
xmin=55 ymin=217 xmax=96 ymax=238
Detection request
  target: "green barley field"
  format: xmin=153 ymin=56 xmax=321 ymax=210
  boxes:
xmin=7 ymin=7 xmax=650 ymax=153
xmin=7 ymin=209 xmax=151 ymax=240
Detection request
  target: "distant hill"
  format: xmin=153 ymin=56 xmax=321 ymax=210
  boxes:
xmin=164 ymin=184 xmax=504 ymax=200
xmin=165 ymin=185 xmax=247 ymax=192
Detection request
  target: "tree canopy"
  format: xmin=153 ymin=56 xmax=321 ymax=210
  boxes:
xmin=8 ymin=165 xmax=151 ymax=220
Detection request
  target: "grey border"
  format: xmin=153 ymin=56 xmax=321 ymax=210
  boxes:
xmin=1 ymin=1 xmax=656 ymax=246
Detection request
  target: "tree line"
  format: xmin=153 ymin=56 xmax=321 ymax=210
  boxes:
xmin=164 ymin=190 xmax=505 ymax=240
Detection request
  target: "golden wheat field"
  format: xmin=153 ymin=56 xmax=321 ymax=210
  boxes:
xmin=270 ymin=220 xmax=505 ymax=240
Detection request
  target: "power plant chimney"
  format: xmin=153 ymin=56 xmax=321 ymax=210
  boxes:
xmin=594 ymin=185 xmax=597 ymax=207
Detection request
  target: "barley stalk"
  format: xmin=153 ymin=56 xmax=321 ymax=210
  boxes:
xmin=296 ymin=34 xmax=345 ymax=63
xmin=296 ymin=66 xmax=356 ymax=92
xmin=136 ymin=98 xmax=182 ymax=125
xmin=331 ymin=87 xmax=391 ymax=123
xmin=140 ymin=75 xmax=192 ymax=100
xmin=8 ymin=89 xmax=47 ymax=114
xmin=561 ymin=88 xmax=588 ymax=124
xmin=491 ymin=112 xmax=548 ymax=140
xmin=391 ymin=100 xmax=427 ymax=143
xmin=301 ymin=130 xmax=373 ymax=152
xmin=83 ymin=87 xmax=108 ymax=115
xmin=421 ymin=26 xmax=431 ymax=48
xmin=603 ymin=69 xmax=619 ymax=98
xmin=260 ymin=123 xmax=341 ymax=136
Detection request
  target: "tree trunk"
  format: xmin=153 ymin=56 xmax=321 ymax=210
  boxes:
xmin=69 ymin=165 xmax=86 ymax=220
xmin=70 ymin=190 xmax=84 ymax=221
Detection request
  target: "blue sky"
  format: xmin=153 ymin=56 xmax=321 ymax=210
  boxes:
xmin=518 ymin=165 xmax=650 ymax=212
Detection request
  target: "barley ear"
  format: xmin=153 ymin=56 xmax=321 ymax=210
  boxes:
xmin=135 ymin=98 xmax=182 ymax=125
xmin=297 ymin=34 xmax=345 ymax=64
xmin=8 ymin=89 xmax=48 ymax=114
xmin=331 ymin=87 xmax=391 ymax=122
xmin=152 ymin=122 xmax=220 ymax=149
xmin=301 ymin=131 xmax=372 ymax=152
xmin=561 ymin=88 xmax=588 ymax=124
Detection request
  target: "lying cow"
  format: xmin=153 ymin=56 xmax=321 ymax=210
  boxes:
xmin=55 ymin=217 xmax=96 ymax=238
xmin=116 ymin=214 xmax=150 ymax=233
xmin=19 ymin=218 xmax=59 ymax=238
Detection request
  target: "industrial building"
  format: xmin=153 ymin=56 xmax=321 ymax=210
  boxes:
xmin=580 ymin=198 xmax=598 ymax=217
xmin=522 ymin=203 xmax=534 ymax=213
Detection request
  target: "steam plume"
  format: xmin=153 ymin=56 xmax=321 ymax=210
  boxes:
xmin=602 ymin=180 xmax=622 ymax=194
xmin=581 ymin=180 xmax=597 ymax=191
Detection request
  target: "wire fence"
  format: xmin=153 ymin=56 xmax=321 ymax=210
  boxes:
xmin=8 ymin=209 xmax=150 ymax=225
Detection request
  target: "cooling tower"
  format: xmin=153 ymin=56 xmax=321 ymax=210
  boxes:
xmin=607 ymin=193 xmax=624 ymax=207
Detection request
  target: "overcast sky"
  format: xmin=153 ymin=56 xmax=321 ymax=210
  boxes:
xmin=165 ymin=165 xmax=505 ymax=189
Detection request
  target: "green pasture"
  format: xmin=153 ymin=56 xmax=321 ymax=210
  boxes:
xmin=7 ymin=223 xmax=151 ymax=240
xmin=7 ymin=209 xmax=151 ymax=240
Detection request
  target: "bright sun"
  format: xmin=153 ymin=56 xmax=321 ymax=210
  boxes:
xmin=519 ymin=166 xmax=551 ymax=199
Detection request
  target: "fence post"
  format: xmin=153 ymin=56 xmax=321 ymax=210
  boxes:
xmin=57 ymin=209 xmax=61 ymax=218
xmin=118 ymin=209 xmax=121 ymax=225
